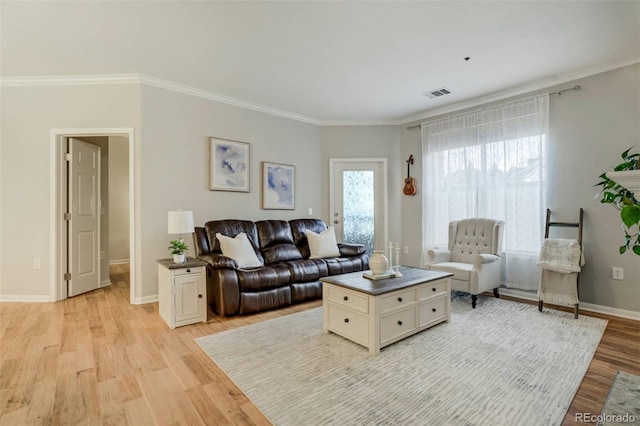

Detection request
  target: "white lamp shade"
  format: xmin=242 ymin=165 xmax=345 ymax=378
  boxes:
xmin=168 ymin=210 xmax=194 ymax=234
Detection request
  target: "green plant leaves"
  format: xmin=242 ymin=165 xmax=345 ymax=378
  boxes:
xmin=597 ymin=146 xmax=640 ymax=256
xmin=168 ymin=239 xmax=189 ymax=255
xmin=621 ymin=205 xmax=640 ymax=228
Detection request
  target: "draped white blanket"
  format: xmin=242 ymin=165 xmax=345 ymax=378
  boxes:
xmin=537 ymin=238 xmax=583 ymax=273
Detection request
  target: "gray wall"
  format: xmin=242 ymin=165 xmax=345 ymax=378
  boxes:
xmin=1 ymin=65 xmax=637 ymax=312
xmin=139 ymin=85 xmax=323 ymax=299
xmin=0 ymin=83 xmax=323 ymax=301
xmin=402 ymin=63 xmax=640 ymax=312
xmin=108 ymin=136 xmax=130 ymax=263
xmin=0 ymin=84 xmax=140 ymax=298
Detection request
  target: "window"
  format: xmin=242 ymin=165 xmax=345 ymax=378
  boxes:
xmin=422 ymin=94 xmax=549 ymax=290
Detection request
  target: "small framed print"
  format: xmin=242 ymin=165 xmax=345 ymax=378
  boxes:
xmin=262 ymin=162 xmax=295 ymax=210
xmin=210 ymin=138 xmax=250 ymax=192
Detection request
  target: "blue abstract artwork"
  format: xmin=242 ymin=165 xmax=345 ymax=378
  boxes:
xmin=263 ymin=162 xmax=295 ymax=209
xmin=210 ymin=138 xmax=250 ymax=192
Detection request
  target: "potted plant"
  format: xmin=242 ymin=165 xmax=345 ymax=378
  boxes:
xmin=595 ymin=147 xmax=640 ymax=255
xmin=169 ymin=240 xmax=189 ymax=263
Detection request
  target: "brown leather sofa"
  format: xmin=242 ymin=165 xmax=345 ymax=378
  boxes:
xmin=194 ymin=218 xmax=369 ymax=316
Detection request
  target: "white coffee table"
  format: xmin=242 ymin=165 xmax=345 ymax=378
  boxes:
xmin=321 ymin=266 xmax=452 ymax=354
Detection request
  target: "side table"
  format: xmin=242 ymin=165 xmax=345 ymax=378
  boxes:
xmin=157 ymin=258 xmax=208 ymax=329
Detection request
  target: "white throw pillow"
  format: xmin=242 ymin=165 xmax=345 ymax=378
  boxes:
xmin=305 ymin=227 xmax=341 ymax=259
xmin=216 ymin=232 xmax=263 ymax=268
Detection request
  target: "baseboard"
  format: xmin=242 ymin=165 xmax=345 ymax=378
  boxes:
xmin=0 ymin=294 xmax=51 ymax=302
xmin=133 ymin=294 xmax=158 ymax=304
xmin=500 ymin=288 xmax=640 ymax=321
xmin=109 ymin=259 xmax=130 ymax=265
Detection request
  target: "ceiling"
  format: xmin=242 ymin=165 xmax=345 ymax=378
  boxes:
xmin=1 ymin=1 xmax=639 ymax=124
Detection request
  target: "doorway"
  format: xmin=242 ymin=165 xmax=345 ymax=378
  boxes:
xmin=329 ymin=159 xmax=388 ymax=255
xmin=51 ymin=128 xmax=137 ymax=303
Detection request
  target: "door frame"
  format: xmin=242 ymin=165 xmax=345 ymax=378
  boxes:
xmin=50 ymin=128 xmax=138 ymax=304
xmin=329 ymin=158 xmax=388 ymax=251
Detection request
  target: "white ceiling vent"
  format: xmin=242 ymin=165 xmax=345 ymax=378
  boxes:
xmin=423 ymin=88 xmax=452 ymax=99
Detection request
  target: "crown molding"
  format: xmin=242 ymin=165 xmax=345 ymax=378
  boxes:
xmin=400 ymin=55 xmax=640 ymax=125
xmin=0 ymin=73 xmax=322 ymax=126
xmin=2 ymin=55 xmax=638 ymax=127
xmin=321 ymin=119 xmax=402 ymax=127
xmin=138 ymin=74 xmax=322 ymax=125
xmin=0 ymin=73 xmax=140 ymax=86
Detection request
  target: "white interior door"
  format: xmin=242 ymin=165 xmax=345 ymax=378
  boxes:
xmin=330 ymin=159 xmax=387 ymax=254
xmin=68 ymin=138 xmax=101 ymax=297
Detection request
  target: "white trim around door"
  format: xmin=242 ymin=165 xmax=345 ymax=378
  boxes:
xmin=329 ymin=158 xmax=388 ymax=252
xmin=50 ymin=128 xmax=139 ymax=304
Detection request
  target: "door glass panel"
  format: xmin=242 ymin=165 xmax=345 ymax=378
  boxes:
xmin=342 ymin=170 xmax=374 ymax=254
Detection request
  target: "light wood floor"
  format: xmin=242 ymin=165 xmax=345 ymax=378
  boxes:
xmin=0 ymin=264 xmax=637 ymax=425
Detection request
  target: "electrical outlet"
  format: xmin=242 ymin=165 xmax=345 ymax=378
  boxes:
xmin=612 ymin=267 xmax=624 ymax=280
xmin=403 ymin=246 xmax=409 ymax=254
xmin=101 ymin=251 xmax=106 ymax=260
xmin=33 ymin=258 xmax=41 ymax=269
xmin=308 ymin=208 xmax=313 ymax=216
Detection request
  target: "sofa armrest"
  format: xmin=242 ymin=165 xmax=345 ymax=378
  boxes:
xmin=338 ymin=243 xmax=367 ymax=257
xmin=199 ymin=254 xmax=238 ymax=270
xmin=472 ymin=254 xmax=500 ymax=271
xmin=426 ymin=248 xmax=452 ymax=266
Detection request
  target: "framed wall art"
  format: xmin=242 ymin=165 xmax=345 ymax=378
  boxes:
xmin=262 ymin=162 xmax=295 ymax=210
xmin=210 ymin=137 xmax=250 ymax=192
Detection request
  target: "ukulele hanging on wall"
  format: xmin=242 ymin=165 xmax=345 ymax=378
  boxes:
xmin=403 ymin=155 xmax=417 ymax=196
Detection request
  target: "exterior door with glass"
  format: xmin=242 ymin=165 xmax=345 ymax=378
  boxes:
xmin=330 ymin=159 xmax=387 ymax=255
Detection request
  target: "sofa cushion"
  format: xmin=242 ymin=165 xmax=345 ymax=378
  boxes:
xmin=281 ymin=259 xmax=320 ymax=282
xmin=205 ymin=220 xmax=263 ymax=262
xmin=322 ymin=257 xmax=363 ymax=275
xmin=289 ymin=219 xmax=328 ymax=258
xmin=256 ymin=220 xmax=303 ymax=264
xmin=216 ymin=232 xmax=263 ymax=268
xmin=237 ymin=264 xmax=291 ymax=292
xmin=428 ymin=262 xmax=472 ymax=281
xmin=305 ymin=227 xmax=341 ymax=259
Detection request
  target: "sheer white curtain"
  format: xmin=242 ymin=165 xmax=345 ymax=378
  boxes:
xmin=421 ymin=94 xmax=549 ymax=290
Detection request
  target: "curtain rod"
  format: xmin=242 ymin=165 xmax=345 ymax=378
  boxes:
xmin=406 ymin=85 xmax=581 ymax=130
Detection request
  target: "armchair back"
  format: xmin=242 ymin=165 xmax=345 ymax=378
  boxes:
xmin=449 ymin=218 xmax=504 ymax=264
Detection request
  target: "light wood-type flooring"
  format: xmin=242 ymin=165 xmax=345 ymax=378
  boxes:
xmin=0 ymin=264 xmax=638 ymax=425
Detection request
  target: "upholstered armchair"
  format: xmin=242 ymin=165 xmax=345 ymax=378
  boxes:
xmin=425 ymin=218 xmax=504 ymax=308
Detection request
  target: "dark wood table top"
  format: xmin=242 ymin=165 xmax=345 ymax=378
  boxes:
xmin=320 ymin=266 xmax=452 ymax=296
xmin=157 ymin=257 xmax=208 ymax=269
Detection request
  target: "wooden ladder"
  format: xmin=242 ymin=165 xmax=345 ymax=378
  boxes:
xmin=538 ymin=208 xmax=584 ymax=319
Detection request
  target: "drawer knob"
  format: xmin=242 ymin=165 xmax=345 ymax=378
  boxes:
xmin=432 ymin=308 xmax=437 ymax=312
xmin=397 ymin=297 xmax=403 ymax=302
xmin=198 ymin=294 xmax=203 ymax=299
xmin=343 ymin=296 xmax=348 ymax=301
xmin=344 ymin=318 xmax=349 ymax=323
xmin=187 ymin=269 xmax=191 ymax=273
xmin=397 ymin=320 xmax=403 ymax=326
xmin=432 ymin=287 xmax=436 ymax=292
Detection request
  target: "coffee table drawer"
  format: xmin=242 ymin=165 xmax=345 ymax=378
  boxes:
xmin=380 ymin=307 xmax=417 ymax=344
xmin=418 ymin=280 xmax=448 ymax=299
xmin=328 ymin=303 xmax=369 ymax=345
xmin=419 ymin=296 xmax=447 ymax=327
xmin=380 ymin=288 xmax=416 ymax=313
xmin=328 ymin=286 xmax=369 ymax=314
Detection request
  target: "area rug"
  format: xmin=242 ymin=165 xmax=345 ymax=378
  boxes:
xmin=599 ymin=370 xmax=640 ymax=426
xmin=196 ymin=294 xmax=607 ymax=426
